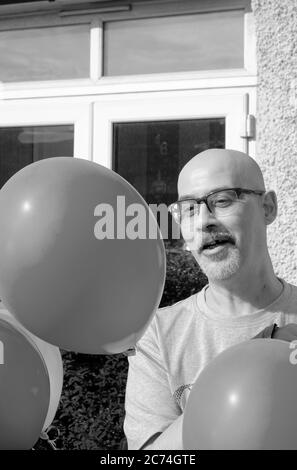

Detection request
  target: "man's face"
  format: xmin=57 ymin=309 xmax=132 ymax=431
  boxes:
xmin=178 ymin=164 xmax=266 ymax=281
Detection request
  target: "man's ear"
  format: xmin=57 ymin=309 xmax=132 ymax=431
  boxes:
xmin=262 ymin=190 xmax=278 ymax=225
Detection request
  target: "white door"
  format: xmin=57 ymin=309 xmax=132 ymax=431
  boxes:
xmin=93 ymin=90 xmax=256 ymax=248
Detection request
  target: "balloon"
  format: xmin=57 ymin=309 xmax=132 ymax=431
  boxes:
xmin=0 ymin=157 xmax=165 ymax=354
xmin=0 ymin=308 xmax=63 ymax=432
xmin=183 ymin=339 xmax=297 ymax=450
xmin=39 ymin=343 xmax=63 ymax=432
xmin=0 ymin=315 xmax=50 ymax=449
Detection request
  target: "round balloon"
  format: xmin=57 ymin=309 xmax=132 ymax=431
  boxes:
xmin=0 ymin=308 xmax=63 ymax=432
xmin=0 ymin=315 xmax=50 ymax=449
xmin=0 ymin=157 xmax=166 ymax=354
xmin=183 ymin=339 xmax=297 ymax=450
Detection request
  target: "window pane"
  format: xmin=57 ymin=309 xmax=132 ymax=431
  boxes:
xmin=0 ymin=25 xmax=90 ymax=82
xmin=104 ymin=11 xmax=243 ymax=76
xmin=0 ymin=125 xmax=74 ymax=188
xmin=113 ymin=119 xmax=225 ymax=246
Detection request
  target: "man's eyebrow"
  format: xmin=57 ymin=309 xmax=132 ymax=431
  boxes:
xmin=178 ymin=186 xmax=233 ymax=200
xmin=179 ymin=194 xmax=196 ymax=199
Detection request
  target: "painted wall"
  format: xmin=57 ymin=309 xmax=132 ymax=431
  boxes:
xmin=252 ymin=0 xmax=297 ymax=283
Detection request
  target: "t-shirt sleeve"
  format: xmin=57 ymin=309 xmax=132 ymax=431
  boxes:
xmin=123 ymin=316 xmax=181 ymax=450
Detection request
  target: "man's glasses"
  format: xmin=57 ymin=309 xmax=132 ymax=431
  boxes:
xmin=168 ymin=188 xmax=265 ymax=224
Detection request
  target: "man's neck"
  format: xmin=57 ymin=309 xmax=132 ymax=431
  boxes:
xmin=205 ymin=271 xmax=283 ymax=317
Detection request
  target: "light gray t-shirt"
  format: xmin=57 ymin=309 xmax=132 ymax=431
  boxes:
xmin=123 ymin=279 xmax=297 ymax=450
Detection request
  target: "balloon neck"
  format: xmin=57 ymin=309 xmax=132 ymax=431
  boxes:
xmin=123 ymin=347 xmax=136 ymax=357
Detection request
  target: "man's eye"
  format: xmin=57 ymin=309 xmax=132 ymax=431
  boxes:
xmin=182 ymin=203 xmax=196 ymax=215
xmin=213 ymin=197 xmax=233 ymax=207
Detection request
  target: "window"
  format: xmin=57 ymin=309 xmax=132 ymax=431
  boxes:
xmin=0 ymin=1 xmax=255 ymax=86
xmin=113 ymin=118 xmax=225 ymax=205
xmin=0 ymin=25 xmax=90 ymax=82
xmin=104 ymin=10 xmax=244 ymax=76
xmin=113 ymin=118 xmax=225 ymax=246
xmin=0 ymin=125 xmax=74 ymax=188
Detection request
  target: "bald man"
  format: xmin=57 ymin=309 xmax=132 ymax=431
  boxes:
xmin=124 ymin=149 xmax=297 ymax=450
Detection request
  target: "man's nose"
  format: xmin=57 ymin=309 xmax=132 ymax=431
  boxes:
xmin=198 ymin=201 xmax=218 ymax=229
xmin=182 ymin=202 xmax=218 ymax=252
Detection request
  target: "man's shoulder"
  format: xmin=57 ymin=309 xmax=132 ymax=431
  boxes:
xmin=286 ymin=281 xmax=297 ymax=292
xmin=282 ymin=280 xmax=297 ymax=312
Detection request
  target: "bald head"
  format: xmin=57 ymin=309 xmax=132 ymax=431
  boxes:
xmin=178 ymin=149 xmax=265 ymax=197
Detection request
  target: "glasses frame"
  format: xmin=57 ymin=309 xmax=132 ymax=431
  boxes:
xmin=169 ymin=187 xmax=265 ymax=224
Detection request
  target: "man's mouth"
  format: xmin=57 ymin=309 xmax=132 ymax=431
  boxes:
xmin=201 ymin=235 xmax=235 ymax=252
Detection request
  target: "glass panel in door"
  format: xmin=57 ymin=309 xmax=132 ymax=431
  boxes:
xmin=113 ymin=117 xmax=225 ymax=233
xmin=113 ymin=118 xmax=225 ymax=303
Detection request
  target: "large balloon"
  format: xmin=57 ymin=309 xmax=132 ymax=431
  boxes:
xmin=183 ymin=339 xmax=297 ymax=450
xmin=0 ymin=308 xmax=63 ymax=433
xmin=0 ymin=314 xmax=50 ymax=449
xmin=0 ymin=157 xmax=165 ymax=354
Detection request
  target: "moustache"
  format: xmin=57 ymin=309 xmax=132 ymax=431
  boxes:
xmin=198 ymin=232 xmax=235 ymax=253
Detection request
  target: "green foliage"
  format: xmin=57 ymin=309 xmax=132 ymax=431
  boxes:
xmin=35 ymin=249 xmax=207 ymax=450
xmin=160 ymin=248 xmax=208 ymax=307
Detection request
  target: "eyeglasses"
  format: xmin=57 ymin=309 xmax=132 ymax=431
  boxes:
xmin=168 ymin=188 xmax=265 ymax=224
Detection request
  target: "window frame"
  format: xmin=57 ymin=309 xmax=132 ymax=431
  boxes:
xmin=0 ymin=0 xmax=256 ymax=100
xmin=101 ymin=4 xmax=255 ymax=80
xmin=0 ymin=21 xmax=93 ymax=83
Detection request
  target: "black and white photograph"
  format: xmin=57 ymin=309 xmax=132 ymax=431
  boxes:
xmin=0 ymin=0 xmax=296 ymax=458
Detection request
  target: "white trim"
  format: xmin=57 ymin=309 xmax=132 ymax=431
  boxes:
xmin=0 ymin=73 xmax=257 ymax=101
xmin=244 ymin=9 xmax=257 ymax=74
xmin=90 ymin=19 xmax=102 ymax=81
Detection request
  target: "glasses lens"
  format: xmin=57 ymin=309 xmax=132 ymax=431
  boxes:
xmin=169 ymin=202 xmax=181 ymax=223
xmin=177 ymin=200 xmax=198 ymax=222
xmin=208 ymin=190 xmax=238 ymax=215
